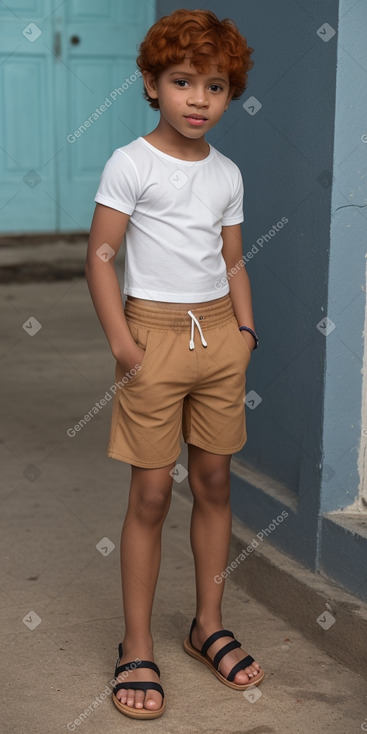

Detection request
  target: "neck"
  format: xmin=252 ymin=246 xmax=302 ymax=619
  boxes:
xmin=145 ymin=119 xmax=209 ymax=160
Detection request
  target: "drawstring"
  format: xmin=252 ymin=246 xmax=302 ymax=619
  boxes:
xmin=188 ymin=310 xmax=207 ymax=350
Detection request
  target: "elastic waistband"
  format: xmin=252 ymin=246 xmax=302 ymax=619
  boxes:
xmin=124 ymin=294 xmax=235 ymax=331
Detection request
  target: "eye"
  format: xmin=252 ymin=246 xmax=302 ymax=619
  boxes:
xmin=210 ymin=84 xmax=223 ymax=93
xmin=174 ymin=79 xmax=189 ymax=87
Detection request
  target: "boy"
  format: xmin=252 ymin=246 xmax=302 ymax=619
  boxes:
xmin=85 ymin=8 xmax=264 ymax=720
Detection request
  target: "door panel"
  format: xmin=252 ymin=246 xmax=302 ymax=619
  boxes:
xmin=0 ymin=1 xmax=56 ymax=231
xmin=0 ymin=0 xmax=156 ymax=233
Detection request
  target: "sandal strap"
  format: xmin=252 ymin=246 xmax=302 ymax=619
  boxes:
xmin=213 ymin=639 xmax=241 ymax=670
xmin=113 ymin=681 xmax=164 ymax=698
xmin=227 ymin=654 xmax=255 ymax=682
xmin=201 ymin=628 xmax=235 ymax=656
xmin=114 ymin=659 xmax=160 ymax=678
xmin=118 ymin=642 xmax=159 ymax=664
xmin=188 ymin=617 xmax=197 ymax=647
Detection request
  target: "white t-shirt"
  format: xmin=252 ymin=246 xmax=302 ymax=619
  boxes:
xmin=94 ymin=136 xmax=244 ymax=302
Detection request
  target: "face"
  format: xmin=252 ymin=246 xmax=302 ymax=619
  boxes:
xmin=143 ymin=57 xmax=233 ymax=139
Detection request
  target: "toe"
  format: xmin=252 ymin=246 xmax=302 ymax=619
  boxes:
xmin=233 ymin=668 xmax=252 ymax=685
xmin=134 ymin=690 xmax=145 ymax=709
xmin=144 ymin=690 xmax=163 ymax=710
xmin=116 ymin=689 xmax=127 ymax=704
xmin=234 ymin=663 xmax=262 ymax=685
xmin=249 ymin=663 xmax=262 ymax=677
xmin=126 ymin=688 xmax=136 ymax=708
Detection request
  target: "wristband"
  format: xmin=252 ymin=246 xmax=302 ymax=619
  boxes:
xmin=239 ymin=326 xmax=259 ymax=349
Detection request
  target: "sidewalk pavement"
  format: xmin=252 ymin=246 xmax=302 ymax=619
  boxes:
xmin=1 ymin=270 xmax=367 ymax=734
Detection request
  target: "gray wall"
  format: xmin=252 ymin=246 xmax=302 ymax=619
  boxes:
xmin=156 ymin=3 xmax=336 ymax=496
xmin=156 ymin=0 xmax=367 ymax=597
xmin=319 ymin=0 xmax=367 ymax=598
xmin=320 ymin=0 xmax=367 ymax=513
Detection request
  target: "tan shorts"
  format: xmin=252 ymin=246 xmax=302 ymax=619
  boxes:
xmin=107 ymin=294 xmax=252 ymax=468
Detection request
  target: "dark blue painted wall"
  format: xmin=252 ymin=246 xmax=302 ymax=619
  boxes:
xmin=157 ymin=0 xmax=337 ymax=497
xmin=155 ymin=0 xmax=367 ymax=598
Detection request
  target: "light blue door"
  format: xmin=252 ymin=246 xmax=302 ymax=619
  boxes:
xmin=0 ymin=0 xmax=157 ymax=233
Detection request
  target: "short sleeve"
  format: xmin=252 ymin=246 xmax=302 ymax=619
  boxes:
xmin=222 ymin=165 xmax=244 ymax=226
xmin=94 ymin=149 xmax=140 ymax=215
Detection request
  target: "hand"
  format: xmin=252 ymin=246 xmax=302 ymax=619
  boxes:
xmin=113 ymin=344 xmax=146 ymax=375
xmin=241 ymin=330 xmax=255 ymax=353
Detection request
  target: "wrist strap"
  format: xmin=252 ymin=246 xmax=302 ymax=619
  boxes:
xmin=239 ymin=326 xmax=259 ymax=349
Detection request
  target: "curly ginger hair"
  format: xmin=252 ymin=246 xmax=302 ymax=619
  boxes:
xmin=137 ymin=8 xmax=254 ymax=110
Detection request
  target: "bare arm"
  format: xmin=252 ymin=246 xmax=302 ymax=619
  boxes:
xmin=221 ymin=224 xmax=256 ymax=352
xmin=85 ymin=203 xmax=143 ymax=370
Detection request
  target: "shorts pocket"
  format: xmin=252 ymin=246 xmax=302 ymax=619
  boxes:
xmin=231 ymin=319 xmax=253 ymax=362
xmin=116 ymin=323 xmax=153 ymax=389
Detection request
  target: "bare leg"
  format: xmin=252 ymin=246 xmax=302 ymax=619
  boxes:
xmin=115 ymin=462 xmax=174 ymax=711
xmin=187 ymin=445 xmax=263 ymax=684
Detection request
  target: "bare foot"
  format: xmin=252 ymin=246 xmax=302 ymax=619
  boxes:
xmin=114 ymin=643 xmax=163 ymax=711
xmin=191 ymin=620 xmax=263 ymax=685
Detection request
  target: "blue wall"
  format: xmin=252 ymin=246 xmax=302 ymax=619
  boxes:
xmin=318 ymin=0 xmax=367 ymax=600
xmin=158 ymin=0 xmax=337 ymax=500
xmin=321 ymin=0 xmax=366 ymax=513
xmin=156 ymin=0 xmax=367 ymax=596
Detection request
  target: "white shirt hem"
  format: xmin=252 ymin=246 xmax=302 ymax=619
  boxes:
xmin=124 ymin=285 xmax=230 ymax=303
xmin=94 ymin=194 xmax=133 ymax=215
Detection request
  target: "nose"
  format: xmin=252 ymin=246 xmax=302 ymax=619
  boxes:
xmin=187 ymin=85 xmax=209 ymax=107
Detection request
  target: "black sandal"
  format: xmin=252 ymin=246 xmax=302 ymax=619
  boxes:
xmin=183 ymin=617 xmax=265 ymax=690
xmin=112 ymin=643 xmax=165 ymax=719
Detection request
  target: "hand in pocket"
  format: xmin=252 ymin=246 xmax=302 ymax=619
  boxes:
xmin=115 ymin=344 xmax=145 ymax=375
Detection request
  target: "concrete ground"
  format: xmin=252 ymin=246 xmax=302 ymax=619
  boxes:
xmin=1 ymin=262 xmax=367 ymax=733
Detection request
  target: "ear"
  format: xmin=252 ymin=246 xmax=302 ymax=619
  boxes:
xmin=142 ymin=71 xmax=159 ymax=100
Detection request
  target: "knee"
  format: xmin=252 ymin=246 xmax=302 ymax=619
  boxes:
xmin=132 ymin=485 xmax=172 ymax=525
xmin=190 ymin=466 xmax=230 ymax=505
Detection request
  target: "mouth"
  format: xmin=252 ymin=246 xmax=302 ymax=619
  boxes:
xmin=184 ymin=115 xmax=208 ymax=126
